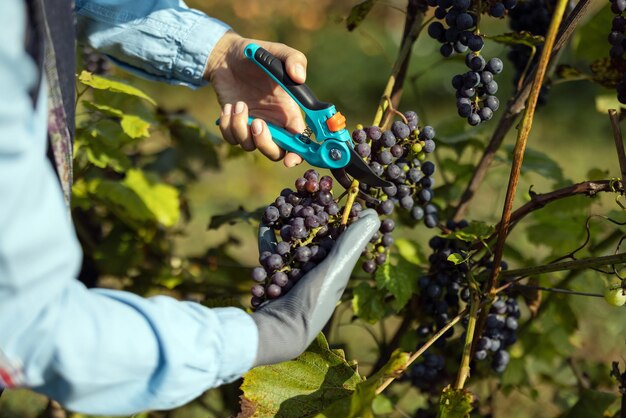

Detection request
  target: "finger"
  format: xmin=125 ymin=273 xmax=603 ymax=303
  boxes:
xmin=283 ymin=152 xmax=303 ymax=167
xmin=264 ymin=42 xmax=307 ymax=84
xmin=251 ymin=119 xmax=285 ymax=161
xmin=218 ymin=103 xmax=236 ymax=145
xmin=231 ymin=101 xmax=256 ymax=151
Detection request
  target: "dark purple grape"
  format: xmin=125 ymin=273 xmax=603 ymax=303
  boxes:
xmin=368 ymin=126 xmax=382 ymax=140
xmin=423 ymin=140 xmax=436 ymax=153
xmin=390 ymin=144 xmax=404 ymax=158
xmin=319 ymin=176 xmax=333 ymax=192
xmin=352 ymin=129 xmax=367 ymax=143
xmin=263 ymin=206 xmax=280 ymax=223
xmin=276 ymin=241 xmax=291 ymax=256
xmin=266 ymin=254 xmax=284 ymax=271
xmin=295 ymin=246 xmax=312 ymax=262
xmin=378 ymin=150 xmax=393 ymax=165
xmin=381 ymin=218 xmax=395 ymax=233
xmin=271 ymin=271 xmax=289 ymax=287
xmin=356 ymin=143 xmax=371 ymax=158
xmin=381 ymin=131 xmax=397 ymax=147
xmin=486 ymin=58 xmax=504 ymax=74
xmin=363 ymin=260 xmax=377 ymax=273
xmin=252 ymin=267 xmax=267 ymax=282
xmin=378 ymin=199 xmax=394 ymax=215
xmin=421 ymin=161 xmax=435 ymax=176
xmin=267 ymin=284 xmax=282 ymax=299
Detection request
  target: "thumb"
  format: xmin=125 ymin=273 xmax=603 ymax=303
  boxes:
xmin=263 ymin=42 xmax=308 ymax=84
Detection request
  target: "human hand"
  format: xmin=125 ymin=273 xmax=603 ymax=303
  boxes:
xmin=205 ymin=31 xmax=307 ymax=167
xmin=250 ymin=209 xmax=380 ymax=367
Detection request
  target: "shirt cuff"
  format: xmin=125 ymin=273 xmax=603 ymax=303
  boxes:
xmin=173 ymin=14 xmax=230 ymax=87
xmin=212 ymin=307 xmax=258 ymax=383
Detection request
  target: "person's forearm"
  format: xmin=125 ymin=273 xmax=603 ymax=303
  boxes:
xmin=0 ymin=2 xmax=258 ymax=414
xmin=75 ymin=0 xmax=230 ymax=87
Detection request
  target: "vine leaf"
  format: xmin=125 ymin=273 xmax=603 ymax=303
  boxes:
xmin=352 ymin=282 xmax=387 ymax=323
xmin=83 ymin=101 xmax=151 ymax=139
xmin=374 ymin=256 xmax=418 ymax=311
xmin=574 ymin=5 xmax=614 ymax=63
xmin=395 ymin=239 xmax=426 ymax=265
xmin=207 ymin=207 xmax=264 ymax=229
xmin=501 ymin=145 xmax=564 ymax=182
xmin=316 ymin=350 xmax=409 ymax=418
xmin=346 ymin=0 xmax=377 ymax=31
xmin=562 ymin=389 xmax=616 ymax=418
xmin=447 ymin=253 xmax=465 ymax=265
xmin=75 ymin=131 xmax=130 ymax=172
xmin=436 ymin=386 xmax=474 ymax=418
xmin=449 ymin=221 xmax=494 ymax=243
xmin=489 ymin=31 xmax=545 ymax=47
xmin=122 ymin=169 xmax=180 ymax=227
xmin=78 ymin=71 xmax=156 ymax=105
xmin=238 ymin=333 xmax=363 ymax=418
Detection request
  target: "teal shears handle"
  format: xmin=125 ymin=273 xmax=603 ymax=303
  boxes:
xmin=242 ymin=43 xmax=352 ymax=169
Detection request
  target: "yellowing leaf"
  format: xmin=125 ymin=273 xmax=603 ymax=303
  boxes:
xmin=122 ymin=169 xmax=180 ymax=227
xmin=239 ymin=334 xmax=362 ymax=418
xmin=120 ymin=115 xmax=151 ymax=138
xmin=79 ymin=71 xmax=156 ymax=104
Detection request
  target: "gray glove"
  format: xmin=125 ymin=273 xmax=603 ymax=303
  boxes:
xmin=251 ymin=209 xmax=380 ymax=367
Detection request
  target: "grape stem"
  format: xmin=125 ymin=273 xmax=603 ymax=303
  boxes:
xmin=474 ymin=0 xmax=570 ymax=381
xmin=340 ymin=180 xmax=360 ymax=226
xmin=454 ymin=290 xmax=480 ymax=390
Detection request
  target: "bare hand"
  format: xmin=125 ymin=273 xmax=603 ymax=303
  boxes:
xmin=205 ymin=31 xmax=306 ymax=167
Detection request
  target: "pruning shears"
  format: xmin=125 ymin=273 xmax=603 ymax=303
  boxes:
xmin=219 ymin=43 xmax=391 ymax=188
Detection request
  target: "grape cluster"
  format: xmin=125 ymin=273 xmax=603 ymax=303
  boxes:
xmin=409 ymin=220 xmax=518 ymax=389
xmin=452 ymin=55 xmax=503 ymax=125
xmin=81 ymin=46 xmax=112 ymax=75
xmin=507 ymin=0 xmax=554 ymax=104
xmin=426 ymin=0 xmax=508 ymax=125
xmin=609 ymin=0 xmax=626 ymax=104
xmin=472 ymin=295 xmax=519 ymax=372
xmin=250 ymin=170 xmax=343 ymax=307
xmin=352 ymin=112 xmax=439 ymax=272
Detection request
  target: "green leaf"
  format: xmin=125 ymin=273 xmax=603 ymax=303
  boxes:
xmin=374 ymin=257 xmax=418 ymax=311
xmin=574 ymin=5 xmax=613 ymax=63
xmin=83 ymin=101 xmax=151 ymax=139
xmin=76 ymin=130 xmax=130 ymax=172
xmin=352 ymin=282 xmax=387 ymax=323
xmin=122 ymin=169 xmax=180 ymax=227
xmin=502 ymin=145 xmax=563 ymax=182
xmin=447 ymin=253 xmax=465 ymax=265
xmin=437 ymin=386 xmax=474 ymax=418
xmin=78 ymin=71 xmax=156 ymax=105
xmin=120 ymin=114 xmax=151 ymax=138
xmin=346 ymin=0 xmax=377 ymax=31
xmin=489 ymin=31 xmax=544 ymax=47
xmin=525 ymin=195 xmax=594 ymax=254
xmin=395 ymin=238 xmax=425 ymax=265
xmin=239 ymin=334 xmax=362 ymax=418
xmin=449 ymin=221 xmax=494 ymax=243
xmin=562 ymin=389 xmax=616 ymax=418
xmin=316 ymin=350 xmax=409 ymax=418
xmin=208 ymin=206 xmax=265 ymax=229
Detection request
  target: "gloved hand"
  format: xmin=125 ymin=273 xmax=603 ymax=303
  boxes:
xmin=251 ymin=209 xmax=380 ymax=367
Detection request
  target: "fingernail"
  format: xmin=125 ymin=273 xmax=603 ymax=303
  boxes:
xmin=223 ymin=103 xmax=232 ymax=115
xmin=234 ymin=101 xmax=244 ymax=114
xmin=251 ymin=119 xmax=263 ymax=135
xmin=294 ymin=64 xmax=305 ymax=81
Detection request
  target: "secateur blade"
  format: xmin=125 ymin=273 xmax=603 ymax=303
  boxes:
xmin=344 ymin=147 xmax=393 ymax=188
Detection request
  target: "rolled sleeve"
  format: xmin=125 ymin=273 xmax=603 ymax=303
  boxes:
xmin=75 ymin=0 xmax=230 ymax=87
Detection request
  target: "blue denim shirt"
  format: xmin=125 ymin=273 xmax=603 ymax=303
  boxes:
xmin=0 ymin=0 xmax=258 ymax=414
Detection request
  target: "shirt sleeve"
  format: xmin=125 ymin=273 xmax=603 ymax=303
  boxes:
xmin=0 ymin=1 xmax=258 ymax=415
xmin=75 ymin=0 xmax=231 ymax=88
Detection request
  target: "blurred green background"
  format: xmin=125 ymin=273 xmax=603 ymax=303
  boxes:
xmin=3 ymin=0 xmax=626 ymax=417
